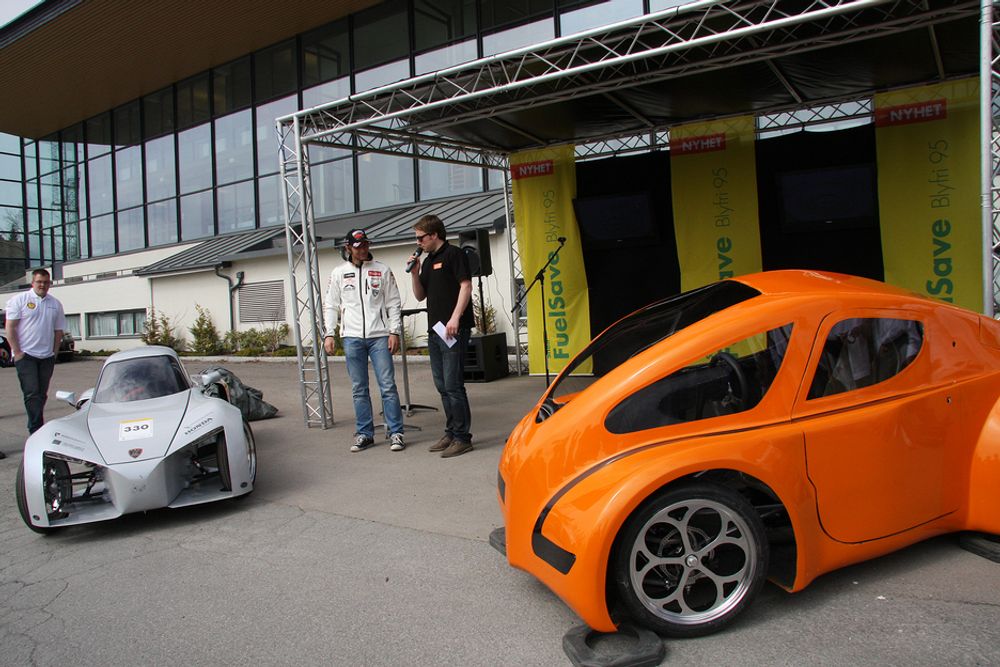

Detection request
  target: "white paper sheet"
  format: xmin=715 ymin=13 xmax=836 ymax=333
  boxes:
xmin=432 ymin=320 xmax=457 ymax=348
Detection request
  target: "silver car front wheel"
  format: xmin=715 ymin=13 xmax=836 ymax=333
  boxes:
xmin=16 ymin=457 xmax=72 ymax=534
xmin=612 ymin=482 xmax=768 ymax=637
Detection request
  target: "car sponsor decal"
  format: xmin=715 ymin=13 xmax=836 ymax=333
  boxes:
xmin=119 ymin=417 xmax=153 ymax=441
xmin=51 ymin=431 xmax=86 ymax=452
xmin=183 ymin=417 xmax=213 ymax=436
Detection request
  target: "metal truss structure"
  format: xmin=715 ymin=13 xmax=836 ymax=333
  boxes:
xmin=279 ymin=0 xmax=995 ymax=426
xmin=983 ymin=0 xmax=1000 ymax=317
xmin=277 ymin=116 xmax=334 ymax=428
xmin=571 ymin=99 xmax=875 ymax=162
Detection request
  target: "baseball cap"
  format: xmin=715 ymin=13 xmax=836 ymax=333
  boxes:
xmin=344 ymin=228 xmax=370 ymax=248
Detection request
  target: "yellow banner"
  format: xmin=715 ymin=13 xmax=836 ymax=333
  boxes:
xmin=510 ymin=145 xmax=592 ymax=375
xmin=670 ymin=115 xmax=762 ymax=292
xmin=875 ymin=78 xmax=981 ymax=311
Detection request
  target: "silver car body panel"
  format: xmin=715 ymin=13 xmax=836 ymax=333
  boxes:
xmin=20 ymin=346 xmax=254 ymax=530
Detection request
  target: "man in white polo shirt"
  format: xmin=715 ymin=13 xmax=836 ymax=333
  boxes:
xmin=6 ymin=268 xmax=66 ymax=437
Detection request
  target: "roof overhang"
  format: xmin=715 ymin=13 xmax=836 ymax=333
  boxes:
xmin=136 ymin=192 xmax=505 ymax=277
xmin=0 ymin=0 xmax=379 ymax=139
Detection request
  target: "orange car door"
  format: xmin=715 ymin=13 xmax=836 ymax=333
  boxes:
xmin=791 ymin=311 xmax=961 ymax=543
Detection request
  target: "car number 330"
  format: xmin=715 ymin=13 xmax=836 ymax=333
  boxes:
xmin=119 ymin=419 xmax=153 ymax=440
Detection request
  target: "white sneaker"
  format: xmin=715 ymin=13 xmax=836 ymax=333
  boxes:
xmin=389 ymin=433 xmax=405 ymax=451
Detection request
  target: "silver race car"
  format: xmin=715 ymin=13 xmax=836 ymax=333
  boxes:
xmin=16 ymin=346 xmax=257 ymax=533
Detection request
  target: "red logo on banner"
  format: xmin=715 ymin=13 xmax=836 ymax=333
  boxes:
xmin=511 ymin=160 xmax=555 ymax=180
xmin=670 ymin=133 xmax=727 ymax=155
xmin=875 ymin=99 xmax=947 ymax=127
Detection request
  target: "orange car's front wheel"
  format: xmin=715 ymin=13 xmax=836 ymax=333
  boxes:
xmin=611 ymin=482 xmax=769 ymax=638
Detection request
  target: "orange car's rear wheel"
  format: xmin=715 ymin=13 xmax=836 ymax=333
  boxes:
xmin=611 ymin=482 xmax=768 ymax=638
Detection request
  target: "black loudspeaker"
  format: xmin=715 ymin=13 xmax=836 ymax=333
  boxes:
xmin=464 ymin=332 xmax=508 ymax=382
xmin=458 ymin=229 xmax=492 ymax=277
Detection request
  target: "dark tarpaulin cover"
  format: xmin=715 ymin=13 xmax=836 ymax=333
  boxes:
xmin=200 ymin=366 xmax=279 ymax=421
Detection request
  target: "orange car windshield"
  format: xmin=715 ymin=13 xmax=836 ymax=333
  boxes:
xmin=549 ymin=280 xmax=760 ymax=402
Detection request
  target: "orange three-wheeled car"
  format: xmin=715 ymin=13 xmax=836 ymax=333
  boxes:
xmin=496 ymin=270 xmax=1000 ymax=637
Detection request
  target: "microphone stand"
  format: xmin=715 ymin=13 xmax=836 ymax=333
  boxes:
xmin=512 ymin=237 xmax=567 ymax=387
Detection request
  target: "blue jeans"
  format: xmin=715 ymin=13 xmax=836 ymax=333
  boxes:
xmin=427 ymin=328 xmax=472 ymax=443
xmin=342 ymin=336 xmax=403 ymax=438
xmin=15 ymin=354 xmax=55 ymax=434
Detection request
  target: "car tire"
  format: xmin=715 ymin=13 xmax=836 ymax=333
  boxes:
xmin=242 ymin=420 xmax=257 ymax=486
xmin=958 ymin=532 xmax=1000 ymax=563
xmin=217 ymin=421 xmax=256 ymax=495
xmin=217 ymin=436 xmax=232 ymax=492
xmin=16 ymin=459 xmax=70 ymax=534
xmin=611 ymin=482 xmax=769 ymax=638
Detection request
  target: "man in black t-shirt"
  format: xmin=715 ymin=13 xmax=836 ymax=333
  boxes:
xmin=408 ymin=214 xmax=474 ymax=457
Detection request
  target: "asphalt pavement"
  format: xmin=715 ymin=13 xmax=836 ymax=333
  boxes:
xmin=1 ymin=356 xmax=998 ymax=666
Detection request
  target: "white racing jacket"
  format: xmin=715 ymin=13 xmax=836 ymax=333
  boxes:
xmin=323 ymin=256 xmax=402 ymax=339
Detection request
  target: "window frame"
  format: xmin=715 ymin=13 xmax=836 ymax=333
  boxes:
xmin=604 ymin=323 xmax=794 ymax=434
xmin=806 ymin=314 xmax=925 ymax=401
xmin=86 ymin=309 xmax=146 ymax=339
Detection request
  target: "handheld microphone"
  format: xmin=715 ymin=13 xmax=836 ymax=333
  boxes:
xmin=405 ymin=247 xmax=423 ymax=273
xmin=557 ymin=237 xmax=566 ymax=243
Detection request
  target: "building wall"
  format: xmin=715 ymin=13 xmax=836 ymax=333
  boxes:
xmin=4 ymin=0 xmax=565 ymax=272
xmin=0 ymin=0 xmax=571 ymax=356
xmin=0 ymin=229 xmax=515 ymax=354
xmin=150 ymin=271 xmax=231 ymax=346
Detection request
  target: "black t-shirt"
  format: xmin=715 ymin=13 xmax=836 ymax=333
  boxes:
xmin=419 ymin=241 xmax=474 ymax=330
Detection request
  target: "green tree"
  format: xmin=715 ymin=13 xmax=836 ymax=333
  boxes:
xmin=140 ymin=309 xmax=184 ymax=351
xmin=223 ymin=322 xmax=290 ymax=355
xmin=189 ymin=305 xmax=223 ymax=355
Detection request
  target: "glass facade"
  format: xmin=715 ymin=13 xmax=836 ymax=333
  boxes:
xmin=3 ymin=0 xmax=639 ymax=272
xmin=302 ymin=20 xmax=350 ymax=88
xmin=0 ymin=130 xmax=24 ymax=285
xmin=414 ymin=0 xmax=477 ymax=51
xmin=354 ymin=0 xmax=410 ymax=71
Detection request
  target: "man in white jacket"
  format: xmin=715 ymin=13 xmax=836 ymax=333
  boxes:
xmin=323 ymin=229 xmax=406 ymax=452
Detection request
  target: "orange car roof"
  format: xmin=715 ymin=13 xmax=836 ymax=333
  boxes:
xmin=733 ymin=270 xmax=927 ymax=301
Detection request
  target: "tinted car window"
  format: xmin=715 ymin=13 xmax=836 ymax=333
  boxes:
xmin=550 ymin=280 xmax=761 ymax=404
xmin=605 ymin=324 xmax=793 ymax=434
xmin=807 ymin=317 xmax=923 ymax=400
xmin=94 ymin=356 xmax=190 ymax=403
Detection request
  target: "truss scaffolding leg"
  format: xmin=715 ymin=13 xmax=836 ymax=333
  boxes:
xmin=982 ymin=0 xmax=1000 ymax=317
xmin=277 ymin=116 xmax=334 ymax=428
